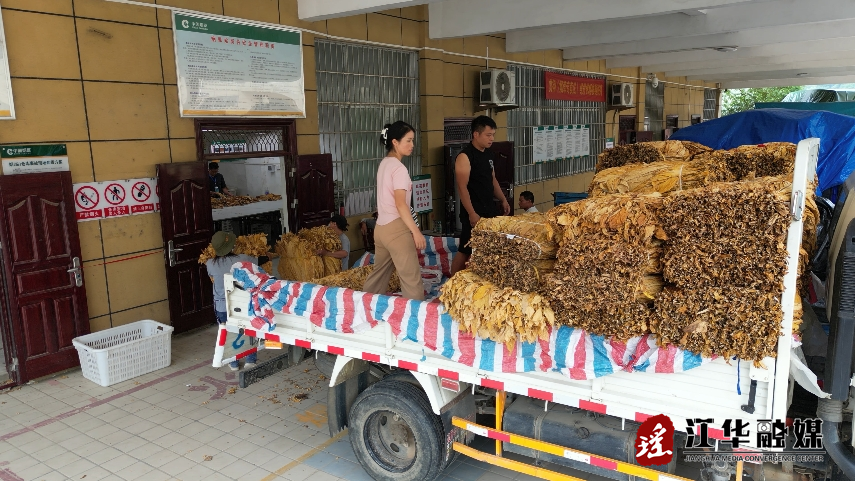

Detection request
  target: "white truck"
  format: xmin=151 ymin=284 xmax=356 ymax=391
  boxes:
xmin=216 ymin=138 xmax=855 ymax=481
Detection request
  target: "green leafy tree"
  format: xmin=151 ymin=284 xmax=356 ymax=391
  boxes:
xmin=720 ymin=86 xmax=804 ymax=116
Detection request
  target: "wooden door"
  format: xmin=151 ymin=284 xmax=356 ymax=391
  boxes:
xmin=490 ymin=141 xmax=514 ymax=210
xmin=157 ymin=162 xmax=214 ymax=334
xmin=0 ymin=172 xmax=89 ymax=383
xmin=294 ymin=154 xmax=334 ymax=231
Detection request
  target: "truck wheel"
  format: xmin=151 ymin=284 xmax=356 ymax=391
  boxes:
xmin=349 ymin=380 xmax=446 ymax=481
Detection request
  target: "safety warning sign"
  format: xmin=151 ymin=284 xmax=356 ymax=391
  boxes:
xmin=73 ymin=177 xmax=159 ymax=221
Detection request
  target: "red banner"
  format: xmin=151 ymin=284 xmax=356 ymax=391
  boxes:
xmin=544 ymin=71 xmax=606 ymax=102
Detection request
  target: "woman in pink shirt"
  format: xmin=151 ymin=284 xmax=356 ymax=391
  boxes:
xmin=363 ymin=121 xmax=426 ymax=301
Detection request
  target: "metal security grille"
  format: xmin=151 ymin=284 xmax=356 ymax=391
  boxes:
xmin=200 ymin=129 xmax=285 ymax=160
xmin=703 ymin=89 xmax=718 ymax=121
xmin=444 ymin=118 xmax=472 ymax=145
xmin=315 ymin=40 xmax=421 ymax=214
xmin=506 ymin=65 xmax=606 ymax=185
xmin=644 ymin=81 xmax=665 ymax=141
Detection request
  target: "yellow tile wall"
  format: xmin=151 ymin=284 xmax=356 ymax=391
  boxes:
xmin=0 ymin=0 xmax=716 ymax=331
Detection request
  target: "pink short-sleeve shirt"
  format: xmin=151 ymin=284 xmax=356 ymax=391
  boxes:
xmin=376 ymin=157 xmax=411 ymax=226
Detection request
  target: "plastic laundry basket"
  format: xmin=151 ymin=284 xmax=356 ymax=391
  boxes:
xmin=72 ymin=320 xmax=173 ymax=387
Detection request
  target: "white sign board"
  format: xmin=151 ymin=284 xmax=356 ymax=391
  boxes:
xmin=412 ymin=175 xmax=432 ymax=214
xmin=73 ymin=178 xmax=160 ymax=222
xmin=173 ymin=12 xmax=305 ymax=118
xmin=533 ymin=127 xmax=547 ymax=163
xmin=0 ymin=7 xmax=14 ymax=120
xmin=0 ymin=144 xmax=68 ymax=174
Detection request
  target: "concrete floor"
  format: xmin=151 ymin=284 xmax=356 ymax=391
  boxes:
xmin=0 ymin=325 xmax=702 ymax=481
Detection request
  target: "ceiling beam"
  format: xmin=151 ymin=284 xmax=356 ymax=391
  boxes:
xmin=607 ymin=38 xmax=855 ymax=69
xmin=427 ymin=0 xmax=755 ymax=39
xmin=298 ymin=0 xmax=436 ymax=21
xmin=665 ymin=56 xmax=855 ymax=78
xmin=563 ymin=19 xmax=855 ymax=60
xmin=508 ymin=0 xmax=848 ymax=53
xmin=698 ymin=66 xmax=855 ymax=82
xmin=642 ymin=49 xmax=855 ymax=74
xmin=722 ymin=75 xmax=855 ymax=89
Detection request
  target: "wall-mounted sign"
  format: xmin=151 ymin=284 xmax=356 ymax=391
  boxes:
xmin=412 ymin=174 xmax=432 ymax=214
xmin=0 ymin=7 xmax=15 ymax=120
xmin=544 ymin=71 xmax=605 ymax=103
xmin=73 ymin=178 xmax=160 ymax=221
xmin=533 ymin=125 xmax=591 ymax=163
xmin=1 ymin=144 xmax=69 ymax=174
xmin=173 ymin=12 xmax=305 ymax=118
xmin=605 ymin=137 xmax=615 ymax=149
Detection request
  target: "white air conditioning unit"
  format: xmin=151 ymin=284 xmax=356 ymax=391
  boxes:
xmin=480 ymin=69 xmax=516 ymax=106
xmin=610 ymin=82 xmax=634 ymax=108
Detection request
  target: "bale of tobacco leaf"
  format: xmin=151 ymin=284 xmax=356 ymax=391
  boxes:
xmin=651 ymin=286 xmax=784 ymax=363
xmin=298 ymin=226 xmax=344 ymax=277
xmin=198 ymin=233 xmax=274 ymax=274
xmin=313 ymin=264 xmax=400 ymax=293
xmin=595 ymin=140 xmax=711 ymax=172
xmin=542 ymin=193 xmax=667 ymax=339
xmin=660 ymin=176 xmax=806 ymax=293
xmin=693 ymin=142 xmax=796 ymax=181
xmin=440 ymin=270 xmax=555 ymax=348
xmin=275 ymin=233 xmax=323 ymax=282
xmin=468 ymin=214 xmax=557 ymax=292
xmin=588 ymin=158 xmax=734 ymax=197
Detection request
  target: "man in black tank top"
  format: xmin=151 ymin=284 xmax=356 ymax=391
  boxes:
xmin=451 ymin=115 xmax=511 ymax=275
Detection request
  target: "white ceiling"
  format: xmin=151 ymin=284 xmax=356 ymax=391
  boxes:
xmin=298 ymin=0 xmax=855 ymax=88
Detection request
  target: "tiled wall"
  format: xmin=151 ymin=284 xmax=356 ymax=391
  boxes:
xmin=0 ymin=0 xmax=717 ymax=330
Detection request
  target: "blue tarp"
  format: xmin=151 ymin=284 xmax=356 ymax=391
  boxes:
xmin=756 ymin=102 xmax=855 ymax=117
xmin=670 ymin=109 xmax=855 ymax=193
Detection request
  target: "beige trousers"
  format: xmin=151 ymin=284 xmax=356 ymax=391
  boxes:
xmin=363 ymin=217 xmax=425 ymax=301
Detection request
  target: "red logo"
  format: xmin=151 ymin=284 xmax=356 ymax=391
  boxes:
xmin=635 ymin=415 xmax=675 ymax=467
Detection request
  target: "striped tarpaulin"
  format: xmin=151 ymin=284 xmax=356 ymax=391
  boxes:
xmin=231 ymin=263 xmax=710 ymax=380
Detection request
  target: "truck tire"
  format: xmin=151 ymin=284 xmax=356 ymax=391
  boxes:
xmin=349 ymin=380 xmax=447 ymax=481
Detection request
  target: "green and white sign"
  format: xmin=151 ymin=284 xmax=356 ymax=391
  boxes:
xmin=173 ymin=12 xmax=305 ymax=118
xmin=1 ymin=144 xmax=68 ymax=175
xmin=0 ymin=7 xmax=15 ymax=120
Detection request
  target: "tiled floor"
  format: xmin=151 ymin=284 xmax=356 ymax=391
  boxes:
xmin=0 ymin=326 xmax=691 ymax=481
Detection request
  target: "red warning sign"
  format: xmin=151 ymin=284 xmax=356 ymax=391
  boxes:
xmin=105 ymin=183 xmax=126 ymax=206
xmin=72 ymin=178 xmax=159 ymax=222
xmin=132 ymin=182 xmax=152 ymax=203
xmin=75 ymin=186 xmax=99 ymax=210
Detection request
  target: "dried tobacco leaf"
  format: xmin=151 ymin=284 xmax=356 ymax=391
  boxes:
xmin=588 ymin=158 xmax=733 ymax=197
xmin=440 ymin=270 xmax=555 ymax=348
xmin=313 ymin=264 xmax=400 ymax=293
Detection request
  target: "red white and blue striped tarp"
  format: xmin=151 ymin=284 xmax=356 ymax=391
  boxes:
xmin=231 ymin=262 xmax=710 ymax=380
xmin=352 ymin=235 xmax=458 ymax=277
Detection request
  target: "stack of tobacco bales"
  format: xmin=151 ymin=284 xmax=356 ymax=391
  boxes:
xmin=439 ymin=270 xmax=555 ymax=348
xmin=588 ymin=158 xmax=733 ymax=197
xmin=542 ymin=193 xmax=667 ymax=340
xmin=313 ymin=265 xmax=400 ymax=293
xmin=650 ymin=176 xmax=806 ymax=362
xmin=468 ymin=214 xmax=557 ymax=292
xmin=275 ymin=226 xmax=344 ymax=282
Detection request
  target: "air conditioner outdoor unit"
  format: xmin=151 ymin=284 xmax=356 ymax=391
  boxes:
xmin=480 ymin=69 xmax=516 ymax=106
xmin=610 ymin=82 xmax=634 ymax=108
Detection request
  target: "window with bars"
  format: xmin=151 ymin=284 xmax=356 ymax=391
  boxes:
xmin=644 ymin=81 xmax=665 ymax=141
xmin=703 ymin=89 xmax=718 ymax=121
xmin=506 ymin=65 xmax=607 ymax=185
xmin=315 ymin=40 xmax=421 ymax=216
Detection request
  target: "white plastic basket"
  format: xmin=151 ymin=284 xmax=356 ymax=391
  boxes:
xmin=72 ymin=320 xmax=173 ymax=387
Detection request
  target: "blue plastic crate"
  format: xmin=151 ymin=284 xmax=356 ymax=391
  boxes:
xmin=553 ymin=192 xmax=588 ymax=206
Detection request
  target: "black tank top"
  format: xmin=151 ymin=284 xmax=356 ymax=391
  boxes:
xmin=459 ymin=142 xmax=497 ymax=219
